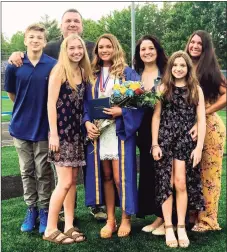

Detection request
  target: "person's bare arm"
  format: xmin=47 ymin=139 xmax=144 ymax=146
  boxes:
xmin=151 ymin=84 xmax=164 ymax=160
xmin=8 ymin=52 xmax=25 ymax=67
xmin=47 ymin=70 xmax=62 ymax=152
xmin=152 ymin=100 xmax=161 ymax=146
xmin=7 ymin=92 xmax=15 ymax=102
xmin=190 ymin=81 xmax=226 ymax=141
xmin=206 ymin=84 xmax=226 ymax=114
xmin=190 ymin=86 xmax=206 ymax=167
xmin=151 ymin=100 xmax=163 ymax=161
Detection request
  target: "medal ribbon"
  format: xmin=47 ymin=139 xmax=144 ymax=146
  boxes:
xmin=99 ymin=68 xmax=110 ymax=92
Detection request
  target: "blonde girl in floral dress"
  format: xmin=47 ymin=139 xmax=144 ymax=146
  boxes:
xmin=44 ymin=34 xmax=93 ymax=244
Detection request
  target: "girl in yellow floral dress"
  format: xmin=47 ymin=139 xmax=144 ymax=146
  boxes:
xmin=185 ymin=30 xmax=226 ymax=231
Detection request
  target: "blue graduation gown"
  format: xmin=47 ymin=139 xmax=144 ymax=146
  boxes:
xmin=83 ymin=66 xmax=144 ymax=215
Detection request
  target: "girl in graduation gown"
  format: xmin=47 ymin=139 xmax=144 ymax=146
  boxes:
xmin=83 ymin=34 xmax=144 ymax=238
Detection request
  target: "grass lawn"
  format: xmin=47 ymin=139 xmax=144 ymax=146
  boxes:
xmin=1 ymin=105 xmax=226 ymax=250
xmin=1 ymin=115 xmax=12 ymax=122
xmin=1 ymin=98 xmax=13 ymax=112
xmin=1 ymin=146 xmax=20 ymax=176
xmin=1 ymin=142 xmax=226 ymax=251
xmin=2 ymin=91 xmax=7 ymax=96
xmin=1 ymin=157 xmax=226 ymax=252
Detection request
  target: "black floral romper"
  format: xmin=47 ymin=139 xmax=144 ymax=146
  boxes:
xmin=155 ymin=86 xmax=205 ymax=211
xmin=48 ymin=80 xmax=86 ymax=168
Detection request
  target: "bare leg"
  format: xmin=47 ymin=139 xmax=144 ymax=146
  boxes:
xmin=162 ymin=162 xmax=178 ymax=247
xmin=64 ymin=167 xmax=78 ymax=230
xmin=62 ymin=167 xmax=85 ymax=242
xmin=100 ymin=160 xmax=116 ymax=238
xmin=174 ymin=159 xmax=189 ymax=247
xmin=44 ymin=166 xmax=73 ymax=243
xmin=112 ymin=160 xmax=131 ymax=237
xmin=103 ymin=160 xmax=115 ymax=220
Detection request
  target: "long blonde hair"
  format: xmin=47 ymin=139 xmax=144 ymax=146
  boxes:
xmin=52 ymin=34 xmax=93 ymax=89
xmin=162 ymin=50 xmax=199 ymax=105
xmin=91 ymin=33 xmax=127 ymax=78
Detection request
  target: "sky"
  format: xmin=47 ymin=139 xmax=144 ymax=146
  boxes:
xmin=2 ymin=1 xmax=162 ymax=40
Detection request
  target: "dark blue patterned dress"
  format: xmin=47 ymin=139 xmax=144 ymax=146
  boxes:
xmin=155 ymin=86 xmax=205 ymax=211
xmin=48 ymin=80 xmax=86 ymax=167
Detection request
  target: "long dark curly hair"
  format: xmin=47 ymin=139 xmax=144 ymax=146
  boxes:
xmin=133 ymin=35 xmax=168 ymax=75
xmin=185 ymin=30 xmax=226 ymax=103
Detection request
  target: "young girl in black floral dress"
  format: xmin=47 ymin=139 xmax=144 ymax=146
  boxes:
xmin=43 ymin=34 xmax=93 ymax=244
xmin=152 ymin=51 xmax=206 ymax=248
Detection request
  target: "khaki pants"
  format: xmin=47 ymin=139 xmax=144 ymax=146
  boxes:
xmin=13 ymin=138 xmax=52 ymax=209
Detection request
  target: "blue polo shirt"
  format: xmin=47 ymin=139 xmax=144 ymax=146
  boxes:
xmin=4 ymin=53 xmax=56 ymax=141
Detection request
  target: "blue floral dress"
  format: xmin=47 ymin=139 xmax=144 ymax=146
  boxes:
xmin=48 ymin=80 xmax=86 ymax=168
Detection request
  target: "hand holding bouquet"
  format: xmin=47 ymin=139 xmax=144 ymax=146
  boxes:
xmin=85 ymin=119 xmax=114 ymax=144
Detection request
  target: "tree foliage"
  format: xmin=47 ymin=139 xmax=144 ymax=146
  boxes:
xmin=83 ymin=19 xmax=104 ymax=43
xmin=9 ymin=32 xmax=26 ymax=53
xmin=2 ymin=2 xmax=226 ymax=67
xmin=40 ymin=14 xmax=61 ymax=41
xmin=1 ymin=33 xmax=11 ymax=59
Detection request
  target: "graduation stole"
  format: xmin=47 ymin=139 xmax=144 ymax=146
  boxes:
xmin=91 ymin=70 xmax=126 ymax=207
xmin=91 ymin=73 xmax=99 ymax=204
xmin=99 ymin=68 xmax=110 ymax=92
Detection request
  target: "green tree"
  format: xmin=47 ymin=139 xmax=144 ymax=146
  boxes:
xmin=101 ymin=7 xmax=132 ymax=63
xmin=160 ymin=2 xmax=227 ymax=68
xmin=40 ymin=14 xmax=61 ymax=41
xmin=95 ymin=3 xmax=165 ymax=64
xmin=195 ymin=2 xmax=227 ymax=68
xmin=83 ymin=19 xmax=104 ymax=43
xmin=10 ymin=31 xmax=26 ymax=52
xmin=1 ymin=33 xmax=11 ymax=59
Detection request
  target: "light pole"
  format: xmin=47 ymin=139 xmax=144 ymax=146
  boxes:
xmin=131 ymin=1 xmax=135 ymax=68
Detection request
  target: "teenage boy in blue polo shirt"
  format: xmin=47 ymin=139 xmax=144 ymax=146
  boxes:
xmin=4 ymin=24 xmax=56 ymax=233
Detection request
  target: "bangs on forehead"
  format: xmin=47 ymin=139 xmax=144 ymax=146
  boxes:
xmin=24 ymin=24 xmax=47 ymax=39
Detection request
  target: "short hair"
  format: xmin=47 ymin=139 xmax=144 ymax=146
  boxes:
xmin=62 ymin=9 xmax=82 ymax=20
xmin=24 ymin=23 xmax=47 ymax=39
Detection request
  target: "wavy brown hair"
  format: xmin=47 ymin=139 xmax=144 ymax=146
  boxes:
xmin=185 ymin=30 xmax=226 ymax=103
xmin=162 ymin=50 xmax=199 ymax=105
xmin=133 ymin=35 xmax=168 ymax=75
xmin=91 ymin=33 xmax=127 ymax=78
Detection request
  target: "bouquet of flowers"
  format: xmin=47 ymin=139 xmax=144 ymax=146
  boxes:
xmin=85 ymin=81 xmax=162 ymax=144
xmin=110 ymin=81 xmax=162 ymax=108
xmin=85 ymin=119 xmax=114 ymax=144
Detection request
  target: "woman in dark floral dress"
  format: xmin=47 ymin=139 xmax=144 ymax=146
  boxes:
xmin=43 ymin=34 xmax=93 ymax=244
xmin=152 ymin=51 xmax=206 ymax=248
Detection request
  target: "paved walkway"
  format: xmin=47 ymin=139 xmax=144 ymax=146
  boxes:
xmin=1 ymin=122 xmax=13 ymax=146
